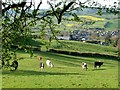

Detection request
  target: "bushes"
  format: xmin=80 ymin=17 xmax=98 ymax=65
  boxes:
xmin=86 ymin=40 xmax=101 ymax=44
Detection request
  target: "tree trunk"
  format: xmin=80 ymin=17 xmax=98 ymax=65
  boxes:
xmin=118 ymin=30 xmax=120 ymax=57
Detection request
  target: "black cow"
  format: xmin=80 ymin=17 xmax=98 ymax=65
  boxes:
xmin=94 ymin=61 xmax=104 ymax=69
xmin=10 ymin=61 xmax=18 ymax=70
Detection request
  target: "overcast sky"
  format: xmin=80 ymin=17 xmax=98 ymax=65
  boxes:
xmin=30 ymin=0 xmax=119 ymax=9
xmin=2 ymin=0 xmax=119 ymax=9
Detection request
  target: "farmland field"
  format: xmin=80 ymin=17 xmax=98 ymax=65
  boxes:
xmin=1 ymin=7 xmax=119 ymax=89
xmin=2 ymin=49 xmax=118 ymax=88
xmin=50 ymin=40 xmax=118 ymax=56
xmin=79 ymin=15 xmax=105 ymax=21
xmin=31 ymin=15 xmax=119 ymax=32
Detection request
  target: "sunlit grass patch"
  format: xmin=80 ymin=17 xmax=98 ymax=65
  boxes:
xmin=79 ymin=15 xmax=105 ymax=21
xmin=66 ymin=24 xmax=75 ymax=27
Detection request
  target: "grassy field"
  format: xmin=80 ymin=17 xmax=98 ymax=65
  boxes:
xmin=1 ymin=14 xmax=119 ymax=88
xmin=60 ymin=15 xmax=118 ymax=31
xmin=80 ymin=15 xmax=118 ymax=30
xmin=105 ymin=19 xmax=119 ymax=30
xmin=50 ymin=40 xmax=117 ymax=56
xmin=79 ymin=15 xmax=105 ymax=21
xmin=2 ymin=50 xmax=118 ymax=88
xmin=82 ymin=20 xmax=106 ymax=29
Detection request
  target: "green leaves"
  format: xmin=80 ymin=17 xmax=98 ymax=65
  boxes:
xmin=48 ymin=1 xmax=75 ymax=24
xmin=55 ymin=2 xmax=62 ymax=7
xmin=96 ymin=9 xmax=103 ymax=16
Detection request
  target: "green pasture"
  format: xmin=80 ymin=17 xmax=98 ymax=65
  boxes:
xmin=50 ymin=40 xmax=117 ymax=56
xmin=61 ymin=15 xmax=118 ymax=31
xmin=1 ymin=14 xmax=119 ymax=88
xmin=82 ymin=20 xmax=106 ymax=29
xmin=2 ymin=50 xmax=118 ymax=88
xmin=82 ymin=19 xmax=118 ymax=31
xmin=105 ymin=19 xmax=119 ymax=30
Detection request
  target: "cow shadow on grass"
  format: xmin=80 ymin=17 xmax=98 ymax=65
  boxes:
xmin=91 ymin=68 xmax=106 ymax=71
xmin=2 ymin=70 xmax=84 ymax=76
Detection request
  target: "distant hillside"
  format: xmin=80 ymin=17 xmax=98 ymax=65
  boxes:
xmin=79 ymin=15 xmax=105 ymax=21
xmin=75 ymin=8 xmax=98 ymax=15
xmin=32 ymin=8 xmax=118 ymax=31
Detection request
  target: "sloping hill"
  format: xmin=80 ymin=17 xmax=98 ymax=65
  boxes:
xmin=50 ymin=40 xmax=117 ymax=56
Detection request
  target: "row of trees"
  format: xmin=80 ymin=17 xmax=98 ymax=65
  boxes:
xmin=0 ymin=0 xmax=119 ymax=69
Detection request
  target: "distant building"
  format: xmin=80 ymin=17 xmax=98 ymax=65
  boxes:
xmin=70 ymin=30 xmax=91 ymax=41
xmin=100 ymin=42 xmax=109 ymax=46
xmin=57 ymin=36 xmax=70 ymax=40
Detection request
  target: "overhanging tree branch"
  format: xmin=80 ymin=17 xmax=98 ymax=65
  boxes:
xmin=48 ymin=1 xmax=75 ymax=24
xmin=2 ymin=2 xmax=26 ymax=15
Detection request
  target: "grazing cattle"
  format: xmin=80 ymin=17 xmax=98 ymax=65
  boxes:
xmin=38 ymin=56 xmax=42 ymax=61
xmin=94 ymin=61 xmax=104 ymax=69
xmin=46 ymin=60 xmax=53 ymax=67
xmin=40 ymin=62 xmax=44 ymax=70
xmin=11 ymin=61 xmax=18 ymax=70
xmin=81 ymin=62 xmax=88 ymax=70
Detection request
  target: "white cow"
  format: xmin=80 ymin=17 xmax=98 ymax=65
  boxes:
xmin=81 ymin=62 xmax=88 ymax=70
xmin=46 ymin=60 xmax=53 ymax=67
